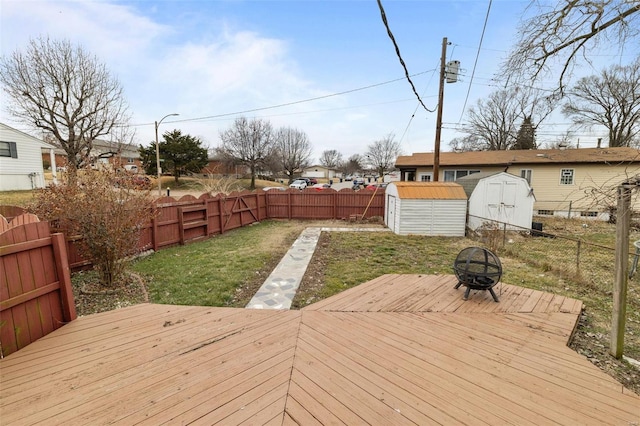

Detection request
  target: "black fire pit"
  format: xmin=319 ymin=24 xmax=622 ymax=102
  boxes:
xmin=453 ymin=247 xmax=502 ymax=302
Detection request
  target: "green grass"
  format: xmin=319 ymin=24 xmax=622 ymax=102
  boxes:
xmin=130 ymin=220 xmax=309 ymax=306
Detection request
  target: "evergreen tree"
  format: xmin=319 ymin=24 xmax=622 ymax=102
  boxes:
xmin=512 ymin=116 xmax=537 ymax=150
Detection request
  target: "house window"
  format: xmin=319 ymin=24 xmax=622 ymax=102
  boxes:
xmin=520 ymin=169 xmax=532 ymax=184
xmin=444 ymin=169 xmax=481 ymax=182
xmin=560 ymin=169 xmax=574 ymax=185
xmin=127 ymin=157 xmax=135 ymax=164
xmin=580 ymin=211 xmax=598 ymax=217
xmin=0 ymin=141 xmax=18 ymax=158
xmin=419 ymin=173 xmax=432 ymax=182
xmin=538 ymin=209 xmax=554 ymax=216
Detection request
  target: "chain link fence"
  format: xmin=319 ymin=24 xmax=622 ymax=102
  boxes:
xmin=466 ymin=214 xmax=639 ymax=291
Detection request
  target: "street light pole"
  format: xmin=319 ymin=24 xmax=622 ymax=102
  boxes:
xmin=155 ymin=113 xmax=179 ymax=197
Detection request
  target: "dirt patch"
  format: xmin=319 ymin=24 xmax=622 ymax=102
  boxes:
xmin=72 ymin=271 xmax=148 ymax=316
xmin=570 ymin=311 xmax=640 ymax=394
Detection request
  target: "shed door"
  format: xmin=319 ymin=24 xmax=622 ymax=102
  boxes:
xmin=486 ymin=181 xmax=517 ymax=224
xmin=386 ymin=195 xmax=398 ymax=233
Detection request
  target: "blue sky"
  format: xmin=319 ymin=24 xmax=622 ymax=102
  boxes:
xmin=1 ymin=0 xmax=635 ymax=162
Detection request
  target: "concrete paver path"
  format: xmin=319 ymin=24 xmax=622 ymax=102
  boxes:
xmin=246 ymin=227 xmax=390 ymax=309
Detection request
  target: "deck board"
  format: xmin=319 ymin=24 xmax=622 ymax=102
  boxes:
xmin=1 ymin=274 xmax=638 ymax=425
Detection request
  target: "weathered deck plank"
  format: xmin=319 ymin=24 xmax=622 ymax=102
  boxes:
xmin=1 ymin=274 xmax=638 ymax=425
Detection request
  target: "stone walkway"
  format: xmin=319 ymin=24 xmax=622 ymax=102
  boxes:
xmin=245 ymin=227 xmax=390 ymax=309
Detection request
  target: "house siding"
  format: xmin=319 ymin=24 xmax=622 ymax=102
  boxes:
xmin=409 ymin=160 xmax=640 ymax=219
xmin=0 ymin=124 xmax=50 ymax=190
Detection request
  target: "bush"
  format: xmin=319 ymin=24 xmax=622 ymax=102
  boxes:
xmin=29 ymin=169 xmax=155 ymax=288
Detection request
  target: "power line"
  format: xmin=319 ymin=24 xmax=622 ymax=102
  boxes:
xmin=457 ymin=0 xmax=493 ymax=123
xmin=376 ymin=0 xmax=436 ymax=113
xmin=131 ymin=69 xmax=434 ymax=128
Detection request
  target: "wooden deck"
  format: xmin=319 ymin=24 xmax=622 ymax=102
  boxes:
xmin=1 ymin=274 xmax=638 ymax=425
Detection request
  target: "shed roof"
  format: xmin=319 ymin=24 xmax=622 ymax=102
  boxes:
xmin=391 ymin=182 xmax=467 ymax=199
xmin=395 ymin=147 xmax=640 ymax=167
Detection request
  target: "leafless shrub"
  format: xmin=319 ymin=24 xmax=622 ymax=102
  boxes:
xmin=29 ymin=169 xmax=155 ymax=288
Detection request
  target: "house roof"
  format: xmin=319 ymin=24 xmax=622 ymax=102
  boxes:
xmin=395 ymin=147 xmax=640 ymax=168
xmin=390 ymin=181 xmax=467 ymax=199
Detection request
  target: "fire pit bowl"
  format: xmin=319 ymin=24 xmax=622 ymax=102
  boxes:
xmin=453 ymin=246 xmax=502 ymax=302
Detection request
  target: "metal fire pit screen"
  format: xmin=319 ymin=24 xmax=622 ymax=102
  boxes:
xmin=453 ymin=246 xmax=502 ymax=302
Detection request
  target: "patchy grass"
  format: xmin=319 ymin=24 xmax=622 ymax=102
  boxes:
xmin=0 ymin=190 xmax=36 ymax=207
xmin=130 ymin=221 xmax=301 ymax=306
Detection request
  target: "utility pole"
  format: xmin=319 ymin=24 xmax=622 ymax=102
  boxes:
xmin=433 ymin=37 xmax=448 ymax=182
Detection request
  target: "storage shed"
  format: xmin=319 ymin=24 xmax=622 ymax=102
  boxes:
xmin=457 ymin=172 xmax=535 ymax=231
xmin=384 ymin=182 xmax=467 ymax=236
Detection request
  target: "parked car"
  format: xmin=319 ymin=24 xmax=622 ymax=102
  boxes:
xmin=311 ymin=183 xmax=331 ymax=190
xmin=308 ymin=178 xmax=318 ymax=185
xmin=365 ymin=183 xmax=388 ymax=191
xmin=115 ymin=174 xmax=151 ymax=189
xmin=289 ymin=179 xmax=307 ymax=190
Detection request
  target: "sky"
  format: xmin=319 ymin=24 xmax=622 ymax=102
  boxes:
xmin=1 ymin=0 xmax=637 ymax=163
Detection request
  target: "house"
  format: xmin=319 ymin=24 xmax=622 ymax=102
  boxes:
xmin=43 ymin=138 xmax=142 ymax=172
xmin=302 ymin=165 xmax=338 ymax=180
xmin=0 ymin=123 xmax=57 ymax=191
xmin=395 ymin=147 xmax=640 ymax=220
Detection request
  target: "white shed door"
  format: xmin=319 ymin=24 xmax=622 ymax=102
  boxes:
xmin=387 ymin=195 xmax=398 ymax=233
xmin=486 ymin=181 xmax=517 ymax=224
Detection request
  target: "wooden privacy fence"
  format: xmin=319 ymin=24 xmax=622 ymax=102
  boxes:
xmin=0 ymin=214 xmax=77 ymax=357
xmin=58 ymin=189 xmax=385 ymax=270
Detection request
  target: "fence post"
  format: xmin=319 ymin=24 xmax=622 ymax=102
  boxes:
xmin=502 ymin=223 xmax=507 ymax=247
xmin=576 ymin=240 xmax=581 ymax=276
xmin=51 ymin=232 xmax=77 ymax=322
xmin=152 ymin=214 xmax=158 ymax=252
xmin=218 ymin=197 xmax=225 ymax=234
xmin=610 ymin=183 xmax=632 ymax=359
xmin=568 ymin=200 xmax=572 ymax=218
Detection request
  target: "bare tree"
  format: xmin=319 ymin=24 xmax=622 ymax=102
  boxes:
xmin=463 ymin=89 xmax=521 ymax=150
xmin=319 ymin=149 xmax=343 ymax=170
xmin=448 ymin=135 xmax=486 ymax=152
xmin=365 ymin=134 xmax=402 ymax=178
xmin=563 ymin=59 xmax=640 ymax=148
xmin=0 ymin=37 xmax=129 ymax=182
xmin=218 ymin=117 xmax=274 ymax=189
xmin=543 ymin=130 xmax=576 ymax=149
xmin=505 ymin=1 xmax=640 ymax=93
xmin=460 ymin=87 xmax=556 ymax=151
xmin=274 ymin=127 xmax=312 ymax=183
xmin=342 ymin=154 xmax=363 ymax=176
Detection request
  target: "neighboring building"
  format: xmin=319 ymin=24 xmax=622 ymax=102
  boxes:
xmin=91 ymin=139 xmax=142 ymax=171
xmin=302 ymin=165 xmax=337 ymax=180
xmin=43 ymin=139 xmax=142 ymax=172
xmin=0 ymin=123 xmax=57 ymax=191
xmin=395 ymin=147 xmax=640 ymax=220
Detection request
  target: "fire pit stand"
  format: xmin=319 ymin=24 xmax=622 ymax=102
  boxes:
xmin=453 ymin=247 xmax=502 ymax=302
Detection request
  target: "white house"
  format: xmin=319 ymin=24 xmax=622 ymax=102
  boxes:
xmin=302 ymin=165 xmax=337 ymax=180
xmin=0 ymin=123 xmax=57 ymax=191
